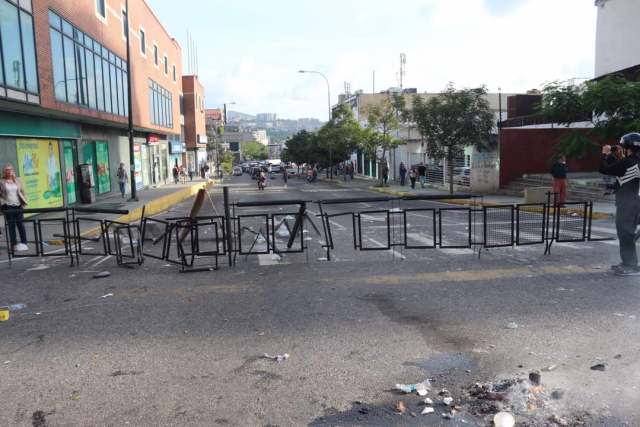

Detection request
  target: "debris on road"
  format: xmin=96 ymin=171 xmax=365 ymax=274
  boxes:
xmin=529 ymin=371 xmax=542 ymax=386
xmin=423 ymin=397 xmax=434 ymax=405
xmin=394 ymin=401 xmax=406 ymax=414
xmin=3 ymin=360 xmax=10 ymax=365
xmin=27 ymin=264 xmax=50 ymax=271
xmin=395 ymin=380 xmax=430 ymax=395
xmin=590 ymin=363 xmax=608 ymax=371
xmin=71 ymin=390 xmax=81 ymax=401
xmin=505 ymin=322 xmax=518 ymax=329
xmin=551 ymin=389 xmax=565 ymax=400
xmin=541 ymin=365 xmax=557 ymax=372
xmin=550 ymin=414 xmax=569 ymax=426
xmin=493 ymin=412 xmax=515 ymax=427
xmin=614 ymin=354 xmax=622 ymax=359
xmin=421 ymin=406 xmax=434 ymax=415
xmin=93 ymin=271 xmax=111 ymax=279
xmin=100 ymin=293 xmax=114 ymax=299
xmin=8 ymin=303 xmax=26 ymax=311
xmin=0 ymin=307 xmax=8 ymax=322
xmin=442 ymin=412 xmax=454 ymax=419
xmin=263 ymin=353 xmax=289 ymax=362
xmin=442 ymin=396 xmax=454 ymax=406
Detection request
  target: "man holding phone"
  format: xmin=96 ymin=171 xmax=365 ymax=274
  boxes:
xmin=600 ymin=133 xmax=640 ymax=276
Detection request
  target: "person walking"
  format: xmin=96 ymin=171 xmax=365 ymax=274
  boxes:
xmin=418 ymin=163 xmax=427 ymax=188
xmin=382 ymin=163 xmax=389 ymax=186
xmin=399 ymin=162 xmax=407 ymax=186
xmin=409 ymin=168 xmax=417 ymax=189
xmin=172 ymin=165 xmax=179 ymax=184
xmin=550 ymin=155 xmax=569 ymax=205
xmin=116 ymin=162 xmax=128 ymax=198
xmin=283 ymin=166 xmax=288 ymax=188
xmin=0 ymin=164 xmax=29 ymax=252
xmin=600 ymin=133 xmax=640 ymax=276
xmin=188 ymin=165 xmax=194 ymax=182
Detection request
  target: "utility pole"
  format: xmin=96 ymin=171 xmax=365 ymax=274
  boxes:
xmin=125 ymin=0 xmax=137 ymax=201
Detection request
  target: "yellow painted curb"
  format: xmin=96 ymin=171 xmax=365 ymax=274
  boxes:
xmin=48 ymin=180 xmax=217 ymax=245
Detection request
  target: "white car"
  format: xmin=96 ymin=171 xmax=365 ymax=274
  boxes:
xmin=232 ymin=166 xmax=243 ymax=176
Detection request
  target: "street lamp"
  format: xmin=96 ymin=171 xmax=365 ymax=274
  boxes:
xmin=124 ymin=0 xmax=137 ymax=201
xmin=298 ymin=69 xmax=333 ymax=178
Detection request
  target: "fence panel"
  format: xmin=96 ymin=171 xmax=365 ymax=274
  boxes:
xmin=483 ymin=206 xmax=514 ymax=248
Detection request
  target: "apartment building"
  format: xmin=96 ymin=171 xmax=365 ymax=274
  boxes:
xmin=0 ymin=0 xmax=186 ymax=207
xmin=595 ymin=0 xmax=640 ymax=78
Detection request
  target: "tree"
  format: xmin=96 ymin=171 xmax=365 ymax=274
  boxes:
xmin=361 ymin=96 xmax=404 ymax=186
xmin=241 ymin=140 xmax=268 ymax=160
xmin=282 ymin=130 xmax=320 ymax=169
xmin=315 ymin=104 xmax=365 ymax=174
xmin=413 ymin=84 xmax=494 ymax=194
xmin=539 ymin=75 xmax=640 ymax=158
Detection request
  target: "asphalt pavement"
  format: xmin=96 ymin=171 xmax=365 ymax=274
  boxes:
xmin=0 ymin=172 xmax=638 ymax=426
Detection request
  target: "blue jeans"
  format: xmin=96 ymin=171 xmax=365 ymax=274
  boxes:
xmin=119 ymin=182 xmax=126 ymax=197
xmin=1 ymin=205 xmax=27 ymax=246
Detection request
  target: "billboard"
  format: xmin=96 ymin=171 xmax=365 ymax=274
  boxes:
xmin=16 ymin=139 xmax=63 ymax=209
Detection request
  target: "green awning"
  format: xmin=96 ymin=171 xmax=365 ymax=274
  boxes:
xmin=0 ymin=111 xmax=81 ymax=139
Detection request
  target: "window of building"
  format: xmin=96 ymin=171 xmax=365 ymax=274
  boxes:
xmin=179 ymin=94 xmax=184 ymax=115
xmin=0 ymin=0 xmax=38 ymax=99
xmin=163 ymin=55 xmax=168 ymax=75
xmin=49 ymin=10 xmax=127 ymax=116
xmin=172 ymin=64 xmax=176 ymax=82
xmin=96 ymin=0 xmax=105 ymax=18
xmin=121 ymin=9 xmax=127 ymax=38
xmin=139 ymin=28 xmax=145 ymax=55
xmin=153 ymin=44 xmax=158 ymax=66
xmin=149 ymin=79 xmax=173 ymax=128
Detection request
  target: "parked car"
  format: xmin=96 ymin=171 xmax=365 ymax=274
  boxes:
xmin=232 ymin=166 xmax=243 ymax=176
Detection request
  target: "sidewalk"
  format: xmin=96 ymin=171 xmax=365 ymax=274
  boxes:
xmin=320 ymin=175 xmax=616 ymax=219
xmin=1 ymin=178 xmax=215 ymax=248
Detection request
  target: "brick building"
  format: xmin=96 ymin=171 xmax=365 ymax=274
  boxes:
xmin=0 ymin=0 xmax=190 ymax=207
xmin=181 ymin=74 xmax=206 ymax=172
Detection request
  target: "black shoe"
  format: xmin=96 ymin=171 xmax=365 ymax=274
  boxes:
xmin=611 ymin=264 xmax=624 ymax=271
xmin=614 ymin=266 xmax=640 ymax=276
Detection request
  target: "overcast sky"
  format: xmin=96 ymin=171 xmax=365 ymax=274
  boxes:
xmin=147 ymin=0 xmax=597 ymax=120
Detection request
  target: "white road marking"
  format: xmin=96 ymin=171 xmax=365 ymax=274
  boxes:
xmin=92 ymin=255 xmax=113 ymax=267
xmin=366 ymin=237 xmax=406 ymax=260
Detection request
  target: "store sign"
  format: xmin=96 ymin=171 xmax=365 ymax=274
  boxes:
xmin=169 ymin=140 xmax=183 ymax=154
xmin=147 ymin=134 xmax=160 ymax=144
xmin=198 ymin=135 xmax=208 ymax=144
xmin=16 ymin=139 xmax=63 ymax=209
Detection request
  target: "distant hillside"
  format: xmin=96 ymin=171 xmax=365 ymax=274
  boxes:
xmin=226 ymin=110 xmax=255 ymax=121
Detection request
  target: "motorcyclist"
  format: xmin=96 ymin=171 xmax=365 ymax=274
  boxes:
xmin=600 ymin=132 xmax=640 ymax=276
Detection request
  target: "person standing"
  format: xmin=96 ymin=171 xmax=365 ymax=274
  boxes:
xmin=399 ymin=162 xmax=407 ymax=186
xmin=409 ymin=168 xmax=417 ymax=189
xmin=418 ymin=163 xmax=427 ymax=188
xmin=550 ymin=155 xmax=569 ymax=205
xmin=116 ymin=162 xmax=128 ymax=198
xmin=283 ymin=166 xmax=288 ymax=188
xmin=382 ymin=163 xmax=389 ymax=186
xmin=600 ymin=133 xmax=640 ymax=276
xmin=172 ymin=165 xmax=179 ymax=184
xmin=0 ymin=164 xmax=29 ymax=252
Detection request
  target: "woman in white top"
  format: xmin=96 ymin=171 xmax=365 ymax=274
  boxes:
xmin=0 ymin=164 xmax=29 ymax=252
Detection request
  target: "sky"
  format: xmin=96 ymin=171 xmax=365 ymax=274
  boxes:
xmin=147 ymin=0 xmax=597 ymax=121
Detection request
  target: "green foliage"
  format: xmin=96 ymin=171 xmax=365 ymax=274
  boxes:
xmin=412 ymin=84 xmax=494 ymax=193
xmin=220 ymin=151 xmax=234 ymax=174
xmin=282 ymin=130 xmax=318 ymax=165
xmin=241 ymin=140 xmax=268 ymax=160
xmin=362 ymin=97 xmax=404 ymax=185
xmin=540 ymin=75 xmax=640 ymax=156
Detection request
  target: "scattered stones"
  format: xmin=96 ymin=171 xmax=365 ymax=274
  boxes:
xmin=614 ymin=354 xmax=622 ymax=359
xmin=442 ymin=412 xmax=454 ymax=419
xmin=394 ymin=401 xmax=406 ymax=414
xmin=541 ymin=365 xmax=557 ymax=372
xmin=550 ymin=414 xmax=569 ymax=426
xmin=442 ymin=397 xmax=454 ymax=406
xmin=421 ymin=406 xmax=434 ymax=415
xmin=493 ymin=411 xmax=515 ymax=427
xmin=551 ymin=389 xmax=565 ymax=400
xmin=590 ymin=363 xmax=608 ymax=371
xmin=529 ymin=371 xmax=542 ymax=385
xmin=505 ymin=322 xmax=519 ymax=330
xmin=93 ymin=271 xmax=111 ymax=279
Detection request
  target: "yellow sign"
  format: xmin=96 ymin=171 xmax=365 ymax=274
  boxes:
xmin=16 ymin=139 xmax=63 ymax=209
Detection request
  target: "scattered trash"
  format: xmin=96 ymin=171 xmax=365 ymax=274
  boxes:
xmin=590 ymin=363 xmax=608 ymax=371
xmin=3 ymin=360 xmax=10 ymax=365
xmin=35 ymin=312 xmax=41 ymax=316
xmin=70 ymin=390 xmax=81 ymax=401
xmin=0 ymin=307 xmax=8 ymax=322
xmin=395 ymin=380 xmax=430 ymax=395
xmin=8 ymin=303 xmax=26 ymax=311
xmin=257 ymin=332 xmax=265 ymax=336
xmin=614 ymin=354 xmax=622 ymax=359
xmin=506 ymin=322 xmax=518 ymax=330
xmin=442 ymin=397 xmax=454 ymax=406
xmin=550 ymin=414 xmax=569 ymax=426
xmin=100 ymin=293 xmax=114 ymax=299
xmin=541 ymin=365 xmax=557 ymax=372
xmin=93 ymin=271 xmax=111 ymax=279
xmin=421 ymin=407 xmax=434 ymax=415
xmin=423 ymin=397 xmax=434 ymax=405
xmin=493 ymin=412 xmax=515 ymax=427
xmin=551 ymin=389 xmax=565 ymax=400
xmin=442 ymin=412 xmax=454 ymax=419
xmin=529 ymin=371 xmax=541 ymax=386
xmin=394 ymin=401 xmax=406 ymax=414
xmin=263 ymin=353 xmax=289 ymax=362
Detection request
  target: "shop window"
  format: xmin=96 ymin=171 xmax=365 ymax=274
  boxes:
xmin=96 ymin=0 xmax=105 ymax=18
xmin=0 ymin=0 xmax=38 ymax=96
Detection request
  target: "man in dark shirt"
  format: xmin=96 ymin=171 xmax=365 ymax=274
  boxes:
xmin=550 ymin=156 xmax=569 ymax=205
xmin=600 ymin=133 xmax=640 ymax=276
xmin=417 ymin=163 xmax=427 ymax=188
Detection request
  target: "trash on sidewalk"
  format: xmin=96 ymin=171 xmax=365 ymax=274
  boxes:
xmin=100 ymin=293 xmax=114 ymax=299
xmin=421 ymin=406 xmax=434 ymax=415
xmin=394 ymin=401 xmax=406 ymax=414
xmin=493 ymin=412 xmax=515 ymax=427
xmin=395 ymin=380 xmax=430 ymax=395
xmin=93 ymin=271 xmax=111 ymax=279
xmin=263 ymin=353 xmax=289 ymax=362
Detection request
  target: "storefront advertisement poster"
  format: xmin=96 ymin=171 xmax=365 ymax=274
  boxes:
xmin=95 ymin=141 xmax=111 ymax=194
xmin=16 ymin=139 xmax=63 ymax=208
xmin=63 ymin=140 xmax=76 ymax=204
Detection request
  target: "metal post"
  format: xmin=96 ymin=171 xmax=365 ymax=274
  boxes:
xmin=223 ymin=186 xmax=233 ymax=266
xmin=125 ymin=0 xmax=137 ymax=201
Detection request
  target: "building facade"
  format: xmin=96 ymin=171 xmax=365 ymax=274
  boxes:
xmin=182 ymin=74 xmax=206 ymax=173
xmin=0 ymin=0 xmax=186 ymax=208
xmin=595 ymin=0 xmax=640 ymax=78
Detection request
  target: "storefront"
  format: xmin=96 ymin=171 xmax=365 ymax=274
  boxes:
xmin=169 ymin=139 xmax=184 ymax=169
xmin=0 ymin=112 xmax=81 ymax=207
xmin=80 ymin=140 xmax=112 ymax=196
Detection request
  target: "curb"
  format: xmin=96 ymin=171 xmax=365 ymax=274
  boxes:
xmin=368 ymin=186 xmax=611 ymax=220
xmin=48 ymin=180 xmax=217 ymax=245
